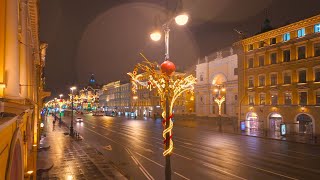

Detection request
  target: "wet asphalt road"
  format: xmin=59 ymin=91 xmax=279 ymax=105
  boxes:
xmin=62 ymin=114 xmax=320 ymax=180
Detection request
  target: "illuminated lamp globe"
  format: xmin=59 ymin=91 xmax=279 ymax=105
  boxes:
xmin=150 ymin=31 xmax=161 ymax=41
xmin=175 ymin=14 xmax=189 ymax=26
xmin=161 ymin=60 xmax=176 ymax=76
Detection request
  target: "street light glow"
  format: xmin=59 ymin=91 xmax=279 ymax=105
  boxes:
xmin=150 ymin=31 xmax=161 ymax=41
xmin=175 ymin=14 xmax=189 ymax=26
xmin=70 ymin=86 xmax=76 ymax=91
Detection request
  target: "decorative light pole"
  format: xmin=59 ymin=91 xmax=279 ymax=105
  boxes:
xmin=70 ymin=87 xmax=76 ymax=136
xmin=59 ymin=94 xmax=63 ymax=122
xmin=54 ymin=98 xmax=57 ymax=121
xmin=129 ymin=13 xmax=194 ymax=180
xmin=214 ymin=84 xmax=226 ymax=131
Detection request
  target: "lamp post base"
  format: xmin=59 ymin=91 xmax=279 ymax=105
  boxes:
xmin=70 ymin=126 xmax=74 ymax=137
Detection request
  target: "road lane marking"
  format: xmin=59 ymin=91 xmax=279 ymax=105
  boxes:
xmin=269 ymin=152 xmax=303 ymax=160
xmin=174 ymin=172 xmax=190 ymax=180
xmin=103 ymin=145 xmax=112 ymax=151
xmin=236 ymin=161 xmax=299 ymax=180
xmin=173 ymin=153 xmax=192 ymax=160
xmin=131 ymin=156 xmax=139 ymax=165
xmin=139 ymin=167 xmax=154 ymax=180
xmin=203 ymin=162 xmax=247 ymax=180
xmin=135 ymin=152 xmax=164 ymax=168
xmin=287 ymin=150 xmax=320 ymax=158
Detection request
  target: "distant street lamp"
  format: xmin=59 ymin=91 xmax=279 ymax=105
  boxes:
xmin=70 ymin=86 xmax=76 ymax=136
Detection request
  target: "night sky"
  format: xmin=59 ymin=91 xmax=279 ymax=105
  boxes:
xmin=40 ymin=0 xmax=320 ymax=97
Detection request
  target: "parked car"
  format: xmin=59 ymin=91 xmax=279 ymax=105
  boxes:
xmin=75 ymin=117 xmax=83 ymax=123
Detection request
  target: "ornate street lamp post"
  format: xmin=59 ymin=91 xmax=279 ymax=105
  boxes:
xmin=129 ymin=13 xmax=194 ymax=180
xmin=214 ymin=84 xmax=226 ymax=131
xmin=70 ymin=87 xmax=76 ymax=136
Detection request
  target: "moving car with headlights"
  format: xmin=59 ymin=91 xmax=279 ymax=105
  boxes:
xmin=75 ymin=117 xmax=83 ymax=123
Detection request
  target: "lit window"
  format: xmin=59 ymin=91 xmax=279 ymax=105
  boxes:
xmin=259 ymin=75 xmax=265 ymax=86
xmin=315 ymin=24 xmax=320 ymax=33
xmin=248 ymin=77 xmax=254 ymax=88
xmin=314 ymin=43 xmax=320 ymax=57
xmin=270 ymin=74 xmax=277 ymax=86
xmin=299 ymin=92 xmax=307 ymax=105
xmin=283 ymin=33 xmax=290 ymax=41
xmin=298 ymin=70 xmax=307 ymax=83
xmin=259 ymin=56 xmax=264 ymax=67
xmin=285 ymin=93 xmax=292 ymax=105
xmin=259 ymin=94 xmax=266 ymax=105
xmin=284 ymin=72 xmax=291 ymax=84
xmin=249 ymin=95 xmax=254 ymax=105
xmin=271 ymin=95 xmax=278 ymax=105
xmin=297 ymin=28 xmax=306 ymax=37
xmin=283 ymin=50 xmax=290 ymax=62
xmin=315 ymin=68 xmax=320 ymax=82
xmin=270 ymin=53 xmax=277 ymax=64
xmin=298 ymin=46 xmax=306 ymax=59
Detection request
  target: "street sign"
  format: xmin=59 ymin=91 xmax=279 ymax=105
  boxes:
xmin=280 ymin=124 xmax=286 ymax=136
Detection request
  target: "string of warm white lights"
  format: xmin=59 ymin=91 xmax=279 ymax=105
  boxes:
xmin=128 ymin=54 xmax=196 ymax=156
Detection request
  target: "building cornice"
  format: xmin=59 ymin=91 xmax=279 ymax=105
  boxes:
xmin=237 ymin=14 xmax=320 ymax=46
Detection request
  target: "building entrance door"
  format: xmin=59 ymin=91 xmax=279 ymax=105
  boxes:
xmin=269 ymin=113 xmax=282 ymax=132
xmin=296 ymin=114 xmax=313 ymax=134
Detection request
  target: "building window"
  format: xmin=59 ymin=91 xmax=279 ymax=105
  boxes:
xmin=270 ymin=53 xmax=277 ymax=64
xmin=270 ymin=74 xmax=277 ymax=86
xmin=258 ymin=56 xmax=264 ymax=67
xmin=248 ymin=77 xmax=254 ymax=88
xmin=271 ymin=95 xmax=278 ymax=105
xmin=298 ymin=70 xmax=307 ymax=83
xmin=270 ymin=38 xmax=277 ymax=45
xmin=299 ymin=92 xmax=307 ymax=105
xmin=285 ymin=93 xmax=292 ymax=105
xmin=235 ymin=95 xmax=238 ymax=101
xmin=297 ymin=28 xmax=306 ymax=37
xmin=248 ymin=44 xmax=253 ymax=51
xmin=259 ymin=75 xmax=265 ymax=87
xmin=283 ymin=50 xmax=290 ymax=62
xmin=234 ymin=68 xmax=238 ymax=75
xmin=283 ymin=33 xmax=290 ymax=41
xmin=200 ymin=74 xmax=203 ymax=81
xmin=284 ymin=72 xmax=291 ymax=84
xmin=249 ymin=95 xmax=254 ymax=105
xmin=315 ymin=68 xmax=320 ymax=82
xmin=259 ymin=41 xmax=265 ymax=48
xmin=248 ymin=58 xmax=253 ymax=68
xmin=298 ymin=46 xmax=306 ymax=59
xmin=315 ymin=24 xmax=320 ymax=33
xmin=316 ymin=91 xmax=320 ymax=105
xmin=314 ymin=43 xmax=320 ymax=57
xmin=259 ymin=94 xmax=266 ymax=105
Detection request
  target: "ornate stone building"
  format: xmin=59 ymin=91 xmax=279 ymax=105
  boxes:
xmin=195 ymin=47 xmax=238 ymax=118
xmin=234 ymin=14 xmax=320 ymax=136
xmin=0 ymin=0 xmax=50 ymax=179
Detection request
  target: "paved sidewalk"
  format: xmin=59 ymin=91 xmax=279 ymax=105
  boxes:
xmin=37 ymin=116 xmax=126 ymax=180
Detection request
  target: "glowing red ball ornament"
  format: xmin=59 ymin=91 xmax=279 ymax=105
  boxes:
xmin=161 ymin=60 xmax=176 ymax=76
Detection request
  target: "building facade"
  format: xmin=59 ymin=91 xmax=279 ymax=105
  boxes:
xmin=195 ymin=48 xmax=238 ymax=118
xmin=0 ymin=0 xmax=50 ymax=179
xmin=235 ymin=14 xmax=320 ymax=136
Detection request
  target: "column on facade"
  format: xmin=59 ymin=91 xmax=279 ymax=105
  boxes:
xmin=4 ymin=0 xmax=20 ymax=98
xmin=19 ymin=0 xmax=28 ymax=98
xmin=209 ymin=90 xmax=213 ymax=115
